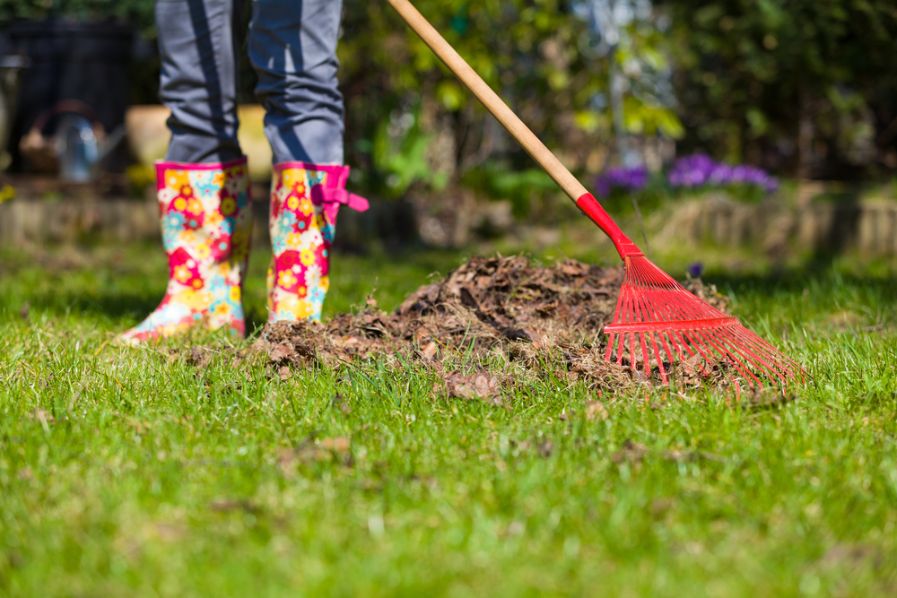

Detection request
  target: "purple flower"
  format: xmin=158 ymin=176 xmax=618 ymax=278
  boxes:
xmin=668 ymin=153 xmax=716 ymax=188
xmin=668 ymin=153 xmax=778 ymax=194
xmin=708 ymin=164 xmax=733 ymax=184
xmin=596 ymin=165 xmax=649 ymax=198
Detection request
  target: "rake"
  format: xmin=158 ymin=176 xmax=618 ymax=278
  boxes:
xmin=389 ymin=0 xmax=803 ymax=390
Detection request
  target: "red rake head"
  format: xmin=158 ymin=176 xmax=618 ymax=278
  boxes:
xmin=603 ymin=254 xmax=804 ymax=391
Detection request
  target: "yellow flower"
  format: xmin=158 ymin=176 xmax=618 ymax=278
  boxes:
xmin=286 ymin=232 xmax=302 ymax=249
xmin=191 ymin=279 xmax=203 ymax=290
xmin=298 ymin=198 xmax=313 ymax=215
xmin=295 ymin=299 xmax=314 ymax=319
xmin=167 ymin=171 xmax=190 ymax=190
xmin=278 ymin=271 xmax=297 ymax=288
xmin=281 ymin=168 xmax=305 ymax=189
xmin=174 ymin=198 xmax=187 ymax=212
xmin=229 ymin=286 xmax=241 ymax=303
xmin=277 ymin=293 xmax=298 ymax=313
xmin=300 ymin=249 xmax=316 ymax=267
xmin=188 ymin=199 xmax=202 ymax=214
xmin=296 ymin=285 xmax=307 ymax=298
xmin=212 ymin=172 xmax=225 ymax=186
xmin=174 ymin=265 xmax=191 ymax=283
xmin=180 ymin=184 xmax=194 ymax=198
xmin=194 ymin=243 xmax=211 ymax=260
xmin=286 ymin=196 xmax=300 ymax=211
xmin=320 ymin=276 xmax=330 ymax=292
xmin=213 ymin=302 xmax=231 ymax=316
xmin=206 ymin=211 xmax=223 ymax=226
xmin=181 ymin=289 xmax=210 ymax=309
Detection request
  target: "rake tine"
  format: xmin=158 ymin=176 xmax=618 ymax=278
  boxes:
xmin=639 ymin=333 xmax=651 ymax=379
xmin=669 ymin=330 xmax=689 ymax=363
xmin=639 ymin=292 xmax=670 ymax=384
xmin=659 ymin=331 xmax=678 ymax=366
xmin=698 ymin=327 xmax=764 ymax=389
xmin=729 ymin=327 xmax=794 ymax=384
xmin=650 ymin=332 xmax=668 ymax=385
xmin=682 ymin=331 xmax=715 ymax=373
xmin=604 ymin=331 xmax=617 ymax=362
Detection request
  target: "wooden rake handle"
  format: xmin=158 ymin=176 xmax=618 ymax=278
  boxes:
xmin=387 ymin=0 xmax=640 ymax=257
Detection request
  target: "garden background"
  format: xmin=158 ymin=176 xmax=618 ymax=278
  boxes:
xmin=1 ymin=1 xmax=896 ymax=596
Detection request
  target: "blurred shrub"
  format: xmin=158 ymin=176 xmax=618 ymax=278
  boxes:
xmin=340 ymin=0 xmax=618 ymax=202
xmin=125 ymin=163 xmax=153 ymax=197
xmin=12 ymin=0 xmax=891 ymax=198
xmin=658 ymin=0 xmax=897 ymax=178
xmin=461 ymin=164 xmax=556 ymax=217
xmin=354 ymin=104 xmax=449 ymax=200
xmin=0 ymin=0 xmax=155 ymax=34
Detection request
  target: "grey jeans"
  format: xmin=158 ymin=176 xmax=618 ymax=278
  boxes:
xmin=156 ymin=0 xmax=344 ymax=165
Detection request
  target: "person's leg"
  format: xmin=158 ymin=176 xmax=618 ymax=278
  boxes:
xmin=159 ymin=0 xmax=243 ymax=163
xmin=249 ymin=0 xmax=344 ymax=164
xmin=121 ymin=0 xmax=253 ymax=343
xmin=249 ymin=0 xmax=367 ymax=323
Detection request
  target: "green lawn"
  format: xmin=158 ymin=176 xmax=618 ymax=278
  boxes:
xmin=1 ymin=232 xmax=896 ymax=597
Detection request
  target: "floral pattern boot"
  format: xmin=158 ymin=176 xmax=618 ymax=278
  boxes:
xmin=268 ymin=162 xmax=368 ymax=322
xmin=121 ymin=158 xmax=253 ymax=343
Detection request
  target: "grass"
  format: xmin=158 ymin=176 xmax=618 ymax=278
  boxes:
xmin=1 ymin=230 xmax=896 ymax=597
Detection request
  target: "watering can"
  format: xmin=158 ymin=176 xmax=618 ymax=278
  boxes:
xmin=18 ymin=100 xmax=125 ymax=182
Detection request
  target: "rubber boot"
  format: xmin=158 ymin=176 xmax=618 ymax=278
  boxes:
xmin=121 ymin=158 xmax=253 ymax=343
xmin=267 ymin=162 xmax=368 ymax=322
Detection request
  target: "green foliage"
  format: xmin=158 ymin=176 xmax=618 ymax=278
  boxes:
xmin=613 ymin=15 xmax=684 ymax=141
xmin=659 ymin=0 xmax=897 ymax=175
xmin=339 ymin=0 xmax=606 ymax=196
xmin=599 ymin=174 xmax=670 ymax=215
xmin=358 ymin=105 xmax=449 ymax=200
xmin=664 ymin=182 xmax=774 ymax=206
xmin=339 ymin=0 xmax=686 ymax=199
xmin=0 ymin=0 xmax=155 ymax=33
xmin=461 ymin=164 xmax=557 ymax=216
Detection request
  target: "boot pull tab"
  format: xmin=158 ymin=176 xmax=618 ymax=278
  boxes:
xmin=311 ymin=186 xmax=370 ymax=212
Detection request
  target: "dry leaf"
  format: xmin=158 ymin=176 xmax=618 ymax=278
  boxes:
xmin=318 ymin=436 xmax=351 ymax=453
xmin=612 ymin=439 xmax=649 ymax=464
xmin=445 ymin=372 xmax=502 ymax=400
xmin=585 ymin=400 xmax=609 ymax=421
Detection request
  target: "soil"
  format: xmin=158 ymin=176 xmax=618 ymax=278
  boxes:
xmin=253 ymin=256 xmax=731 ymax=398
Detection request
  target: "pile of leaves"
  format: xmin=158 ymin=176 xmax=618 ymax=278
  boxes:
xmin=254 ymin=256 xmax=730 ymax=398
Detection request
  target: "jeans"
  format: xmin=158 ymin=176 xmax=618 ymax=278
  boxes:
xmin=156 ymin=0 xmax=344 ymax=165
